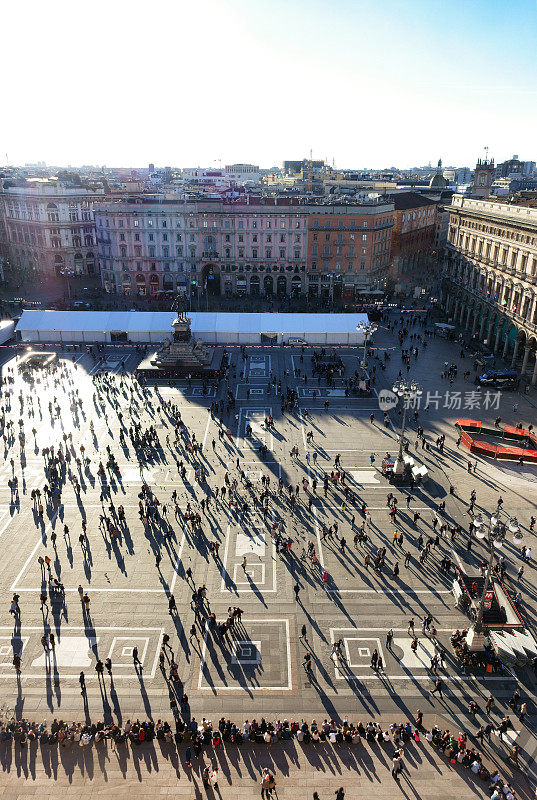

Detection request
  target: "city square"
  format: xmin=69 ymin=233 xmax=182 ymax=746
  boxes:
xmin=2 ymin=4 xmax=537 ymax=789
xmin=1 ymin=316 xmax=537 ymax=797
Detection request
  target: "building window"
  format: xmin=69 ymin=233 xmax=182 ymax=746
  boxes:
xmin=148 ymin=233 xmax=154 ymax=241
xmin=294 ymin=249 xmax=300 ymax=259
xmin=163 ymin=233 xmax=168 ymax=241
xmin=280 ymin=248 xmax=285 ymax=258
xmin=313 ymin=233 xmax=318 ymax=241
xmin=266 ymin=248 xmax=272 ymax=259
xmin=362 ymin=233 xmax=367 ymax=241
xmin=311 ymin=261 xmax=317 ymax=270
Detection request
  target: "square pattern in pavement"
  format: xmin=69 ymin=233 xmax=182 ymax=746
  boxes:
xmin=0 ymin=340 xmax=533 ymax=722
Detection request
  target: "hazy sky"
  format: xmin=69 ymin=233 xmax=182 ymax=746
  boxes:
xmin=2 ymin=0 xmax=537 ymax=170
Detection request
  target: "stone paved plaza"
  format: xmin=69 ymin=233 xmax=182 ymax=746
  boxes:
xmin=1 ymin=321 xmax=537 ymax=797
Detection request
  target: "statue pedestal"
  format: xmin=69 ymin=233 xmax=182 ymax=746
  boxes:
xmin=135 ymin=313 xmax=225 ymax=379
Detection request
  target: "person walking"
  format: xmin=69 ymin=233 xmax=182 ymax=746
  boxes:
xmin=210 ymin=768 xmax=219 ymax=789
xmin=335 ymin=789 xmax=345 ymax=800
xmin=79 ymin=671 xmax=86 ymax=694
xmin=189 ymin=624 xmax=199 ymax=644
xmin=430 ymin=677 xmax=444 ymax=700
xmin=293 ymin=583 xmax=301 ymax=601
xmin=133 ymin=646 xmax=142 ymax=669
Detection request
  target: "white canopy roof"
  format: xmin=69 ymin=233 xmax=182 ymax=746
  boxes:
xmin=17 ymin=310 xmax=369 ymax=335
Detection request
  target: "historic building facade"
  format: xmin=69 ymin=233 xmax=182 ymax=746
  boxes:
xmin=95 ymin=198 xmax=394 ymax=299
xmin=306 ymin=202 xmax=394 ymax=299
xmin=442 ymin=195 xmax=537 ymax=383
xmin=389 ymin=192 xmax=438 ymax=286
xmin=95 ymin=198 xmax=309 ymax=297
xmin=0 ymin=183 xmax=103 ymax=279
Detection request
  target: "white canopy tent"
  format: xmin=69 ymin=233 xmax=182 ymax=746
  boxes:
xmin=16 ymin=310 xmax=369 ymax=346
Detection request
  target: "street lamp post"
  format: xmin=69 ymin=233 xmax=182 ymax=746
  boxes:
xmin=392 ymin=379 xmax=423 ymax=476
xmin=60 ymin=268 xmax=75 ymax=301
xmin=465 ymin=512 xmax=522 ymax=650
xmin=356 ymin=322 xmax=378 ymax=390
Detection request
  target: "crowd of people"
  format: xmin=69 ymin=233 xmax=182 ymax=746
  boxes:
xmin=0 ymin=712 xmax=520 ymax=796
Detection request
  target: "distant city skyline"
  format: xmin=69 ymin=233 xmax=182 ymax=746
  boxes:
xmin=1 ymin=157 xmax=527 ymax=173
xmin=2 ymin=0 xmax=537 ymax=169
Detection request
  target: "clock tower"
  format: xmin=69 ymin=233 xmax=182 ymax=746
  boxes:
xmin=472 ymin=157 xmax=495 ymax=198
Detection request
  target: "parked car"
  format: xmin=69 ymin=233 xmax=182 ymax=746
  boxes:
xmin=478 ymin=368 xmax=520 ymax=390
xmin=287 ymin=337 xmax=307 ymax=346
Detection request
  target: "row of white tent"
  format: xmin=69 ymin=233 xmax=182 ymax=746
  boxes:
xmin=16 ymin=310 xmax=369 ymax=346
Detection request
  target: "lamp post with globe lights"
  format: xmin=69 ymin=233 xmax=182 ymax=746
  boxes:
xmin=465 ymin=512 xmax=523 ymax=651
xmin=356 ymin=322 xmax=378 ymax=389
xmin=392 ymin=379 xmax=423 ymax=476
